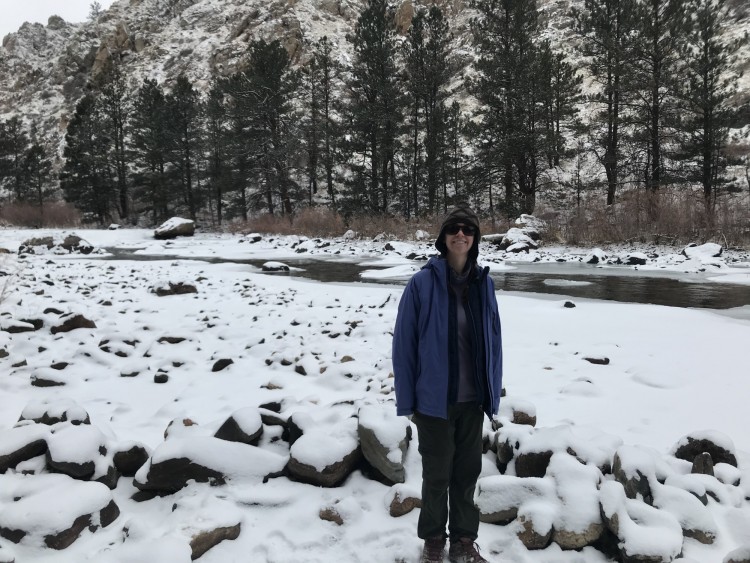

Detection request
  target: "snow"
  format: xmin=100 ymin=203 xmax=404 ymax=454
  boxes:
xmin=0 ymin=473 xmax=114 ymax=540
xmin=0 ymin=228 xmax=749 ymax=562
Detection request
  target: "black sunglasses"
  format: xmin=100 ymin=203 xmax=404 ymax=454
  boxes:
xmin=445 ymin=224 xmax=476 ymax=236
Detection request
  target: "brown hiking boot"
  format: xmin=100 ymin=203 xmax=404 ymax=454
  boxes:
xmin=420 ymin=536 xmax=446 ymax=563
xmin=448 ymin=537 xmax=488 ymax=563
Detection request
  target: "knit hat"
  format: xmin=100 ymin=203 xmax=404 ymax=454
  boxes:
xmin=435 ymin=204 xmax=481 ymax=263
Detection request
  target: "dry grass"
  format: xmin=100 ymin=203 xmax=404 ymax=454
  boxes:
xmin=0 ymin=202 xmax=81 ymax=228
xmin=546 ymin=189 xmax=750 ymax=248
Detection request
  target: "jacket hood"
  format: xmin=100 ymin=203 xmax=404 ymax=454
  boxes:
xmin=435 ymin=204 xmax=481 ymax=264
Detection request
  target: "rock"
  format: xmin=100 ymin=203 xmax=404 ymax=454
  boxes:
xmin=475 ymin=475 xmax=554 ymax=524
xmin=319 ymin=507 xmax=344 ymax=525
xmin=388 ymin=485 xmax=421 ymax=517
xmin=563 ymin=301 xmax=576 ymax=308
xmin=50 ymin=314 xmax=96 ymax=334
xmin=583 ymin=355 xmax=610 ymax=365
xmin=510 ymin=402 xmax=537 ymax=427
xmin=0 ymin=474 xmax=119 ymax=550
xmin=613 ymin=446 xmax=656 ymax=504
xmin=584 ymin=248 xmax=607 ymax=264
xmin=17 ymin=236 xmax=54 ymax=254
xmin=46 ymin=423 xmax=113 ymax=483
xmin=154 ymin=217 xmax=195 ymax=239
xmin=113 ymin=443 xmax=150 ymax=476
xmin=682 ymin=242 xmax=723 ymax=259
xmin=287 ymin=418 xmax=361 ymax=487
xmin=19 ymin=398 xmax=90 ymax=426
xmin=0 ymin=424 xmax=49 ymax=473
xmin=652 ymin=483 xmax=717 ymax=545
xmin=1 ymin=318 xmax=42 ymax=333
xmin=625 ymin=253 xmax=648 ymax=266
xmin=134 ymin=436 xmax=286 ymax=493
xmin=60 ymin=235 xmax=94 ymax=254
xmin=491 ymin=228 xmax=539 ymax=252
xmin=154 ymin=373 xmax=169 ymax=384
xmin=600 ymin=480 xmax=682 ymax=563
xmin=30 ymin=368 xmax=68 ymax=387
xmin=18 ymin=234 xmax=93 ymax=255
xmin=691 ymin=452 xmax=714 ymax=476
xmin=212 ymin=358 xmax=234 ymax=372
xmin=357 ymin=405 xmax=411 ymax=485
xmin=548 ymin=454 xmax=603 ymax=549
xmin=515 ymin=450 xmax=553 ymax=478
xmin=153 ymin=281 xmax=198 ymax=296
xmin=516 ymin=504 xmax=553 ymax=550
xmin=724 ymin=545 xmax=750 ymax=563
xmin=673 ymin=432 xmax=737 ymax=467
xmin=214 ymin=408 xmax=263 ymax=446
xmin=190 ymin=523 xmax=241 ymax=560
xmin=262 ymin=261 xmax=290 ymax=272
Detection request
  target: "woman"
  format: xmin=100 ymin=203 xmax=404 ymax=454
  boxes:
xmin=393 ymin=205 xmax=503 ymax=563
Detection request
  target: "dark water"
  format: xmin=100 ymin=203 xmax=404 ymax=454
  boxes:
xmin=101 ymin=248 xmax=750 ymax=311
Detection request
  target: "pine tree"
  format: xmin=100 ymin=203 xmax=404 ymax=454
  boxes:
xmin=676 ymin=0 xmax=745 ymax=214
xmin=130 ymin=78 xmax=171 ymax=223
xmin=314 ymin=37 xmax=340 ymax=208
xmin=205 ymin=80 xmax=231 ymax=225
xmin=165 ymin=74 xmax=203 ymax=221
xmin=94 ymin=53 xmax=131 ymax=220
xmin=60 ymin=95 xmax=115 ymax=224
xmin=472 ymin=0 xmax=550 ymax=216
xmin=22 ymin=142 xmax=52 ymax=219
xmin=573 ymin=0 xmax=637 ymax=205
xmin=0 ymin=117 xmax=29 ymax=201
xmin=346 ymin=0 xmax=404 ymax=214
xmin=627 ymin=0 xmax=686 ymax=199
xmin=405 ymin=6 xmax=453 ymax=216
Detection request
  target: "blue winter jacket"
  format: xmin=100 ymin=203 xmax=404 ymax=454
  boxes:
xmin=392 ymin=257 xmax=503 ymax=419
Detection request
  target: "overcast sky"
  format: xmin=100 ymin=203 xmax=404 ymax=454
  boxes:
xmin=1 ymin=0 xmax=117 ymax=40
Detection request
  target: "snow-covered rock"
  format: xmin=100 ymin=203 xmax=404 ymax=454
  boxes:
xmin=600 ymin=480 xmax=683 ymax=563
xmin=0 ymin=473 xmax=119 ymax=549
xmin=19 ymin=398 xmax=90 ymax=426
xmin=0 ymin=424 xmax=49 ymax=473
xmin=357 ymin=405 xmax=411 ymax=485
xmin=287 ymin=416 xmax=361 ymax=487
xmin=154 ymin=218 xmax=195 ymax=240
xmin=672 ymin=431 xmax=738 ymax=467
xmin=134 ymin=436 xmax=287 ymax=493
xmin=548 ymin=453 xmax=604 ymax=549
xmin=682 ymin=243 xmax=723 ymax=260
xmin=214 ymin=407 xmax=263 ymax=446
xmin=475 ymin=475 xmax=555 ymax=524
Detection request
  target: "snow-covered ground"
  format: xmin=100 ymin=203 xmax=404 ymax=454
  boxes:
xmin=1 ymin=228 xmax=749 ymax=563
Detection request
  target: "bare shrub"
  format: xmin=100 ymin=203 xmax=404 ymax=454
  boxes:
xmin=548 ymin=188 xmax=750 ymax=247
xmin=0 ymin=202 xmax=81 ymax=228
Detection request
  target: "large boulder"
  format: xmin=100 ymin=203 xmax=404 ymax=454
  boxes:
xmin=18 ymin=234 xmax=94 ymax=255
xmin=287 ymin=417 xmax=361 ymax=487
xmin=154 ymin=217 xmax=195 ymax=239
xmin=613 ymin=446 xmax=658 ymax=505
xmin=134 ymin=436 xmax=287 ymax=493
xmin=475 ymin=475 xmax=554 ymax=524
xmin=600 ymin=480 xmax=682 ymax=563
xmin=672 ymin=431 xmax=737 ymax=468
xmin=18 ymin=398 xmax=90 ymax=426
xmin=46 ymin=423 xmax=118 ymax=488
xmin=547 ymin=453 xmax=604 ymax=549
xmin=0 ymin=474 xmax=119 ymax=550
xmin=0 ymin=423 xmax=49 ymax=473
xmin=357 ymin=405 xmax=411 ymax=485
xmin=652 ymin=483 xmax=717 ymax=544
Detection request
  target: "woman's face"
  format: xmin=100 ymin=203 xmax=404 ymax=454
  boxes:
xmin=444 ymin=223 xmax=475 ymax=258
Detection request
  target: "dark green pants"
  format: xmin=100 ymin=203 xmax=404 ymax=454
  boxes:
xmin=413 ymin=402 xmax=484 ymax=541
